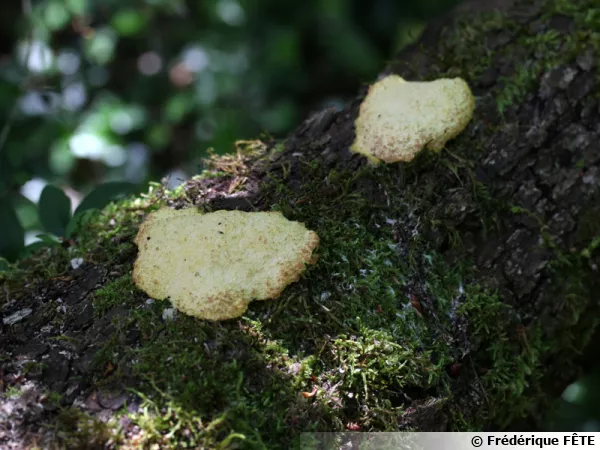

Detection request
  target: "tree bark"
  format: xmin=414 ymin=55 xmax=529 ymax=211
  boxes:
xmin=2 ymin=0 xmax=600 ymax=447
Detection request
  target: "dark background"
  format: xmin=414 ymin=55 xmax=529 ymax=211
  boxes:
xmin=0 ymin=0 xmax=597 ymax=431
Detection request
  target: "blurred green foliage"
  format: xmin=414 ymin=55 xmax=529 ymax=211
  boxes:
xmin=546 ymin=364 xmax=600 ymax=432
xmin=0 ymin=0 xmax=461 ymax=261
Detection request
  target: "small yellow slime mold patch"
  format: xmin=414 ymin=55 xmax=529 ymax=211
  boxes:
xmin=351 ymin=75 xmax=475 ymax=164
xmin=133 ymin=208 xmax=319 ymax=321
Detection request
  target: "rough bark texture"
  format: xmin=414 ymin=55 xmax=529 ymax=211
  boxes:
xmin=1 ymin=0 xmax=600 ymax=448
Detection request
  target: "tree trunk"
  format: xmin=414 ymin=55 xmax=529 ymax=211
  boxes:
xmin=2 ymin=0 xmax=600 ymax=447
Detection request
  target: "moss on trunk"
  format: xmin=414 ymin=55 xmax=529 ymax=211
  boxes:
xmin=2 ymin=0 xmax=600 ymax=448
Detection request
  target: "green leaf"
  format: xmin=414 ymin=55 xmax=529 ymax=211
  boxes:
xmin=65 ymin=0 xmax=86 ymax=15
xmin=164 ymin=94 xmax=193 ymax=123
xmin=19 ymin=241 xmax=53 ymax=259
xmin=84 ymin=27 xmax=117 ymax=65
xmin=14 ymin=194 xmax=40 ymax=230
xmin=74 ymin=182 xmax=136 ymax=216
xmin=44 ymin=1 xmax=71 ymax=31
xmin=65 ymin=209 xmax=97 ymax=238
xmin=65 ymin=182 xmax=136 ymax=238
xmin=18 ymin=234 xmax=61 ymax=258
xmin=36 ymin=233 xmax=62 ymax=245
xmin=0 ymin=198 xmax=25 ymax=262
xmin=111 ymin=9 xmax=147 ymax=36
xmin=39 ymin=185 xmax=72 ymax=237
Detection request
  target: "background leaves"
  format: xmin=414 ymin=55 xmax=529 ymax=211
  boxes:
xmin=38 ymin=184 xmax=71 ymax=236
xmin=73 ymin=181 xmax=136 ymax=216
xmin=0 ymin=181 xmax=137 ymax=260
xmin=0 ymin=199 xmax=24 ymax=262
xmin=0 ymin=0 xmax=464 ymax=261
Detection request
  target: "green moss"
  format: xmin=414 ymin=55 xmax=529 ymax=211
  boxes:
xmin=417 ymin=9 xmax=511 ymax=82
xmin=4 ymin=386 xmax=21 ymax=398
xmin=59 ymin=158 xmax=472 ymax=447
xmin=45 ymin=407 xmax=117 ymax=450
xmin=578 ymin=195 xmax=600 ymax=258
xmin=45 ymin=390 xmax=64 ymax=405
xmin=93 ymin=274 xmax=138 ymax=317
xmin=5 ymin=0 xmax=600 ymax=447
xmin=455 ymin=286 xmax=545 ymax=427
xmin=22 ymin=361 xmax=48 ymax=377
xmin=0 ymin=245 xmax=71 ymax=312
